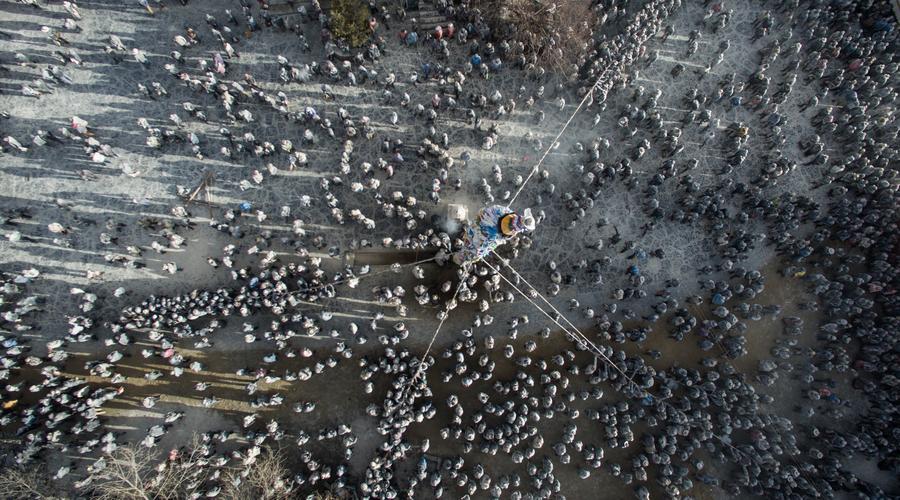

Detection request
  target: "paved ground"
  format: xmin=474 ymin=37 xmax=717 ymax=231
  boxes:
xmin=0 ymin=0 xmax=895 ymax=498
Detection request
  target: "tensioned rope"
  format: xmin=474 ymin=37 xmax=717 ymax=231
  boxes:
xmin=386 ymin=264 xmax=472 ymax=416
xmin=481 ymin=258 xmax=644 ymax=394
xmin=492 ymin=250 xmax=677 ymax=390
xmin=508 ymin=66 xmax=615 ymax=206
xmin=488 ymin=254 xmax=824 ymax=494
xmin=362 ymin=4 xmax=819 ymax=489
xmin=492 ymin=249 xmax=619 ymax=358
xmin=508 ymin=0 xmax=684 ymax=207
xmin=418 ymin=264 xmax=471 ymax=371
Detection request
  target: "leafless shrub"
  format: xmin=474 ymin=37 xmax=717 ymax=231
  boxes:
xmin=88 ymin=439 xmax=207 ymax=500
xmin=0 ymin=466 xmax=60 ymax=499
xmin=223 ymin=447 xmax=295 ymax=500
xmin=85 ymin=440 xmax=294 ymax=500
xmin=472 ymin=0 xmax=596 ymax=73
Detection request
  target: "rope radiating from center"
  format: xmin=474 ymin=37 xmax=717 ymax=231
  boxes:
xmin=388 ymin=265 xmax=472 ymax=416
xmin=508 ymin=68 xmax=612 ymax=206
xmin=482 ymin=258 xmax=644 ymax=394
xmin=485 ymin=254 xmax=823 ymax=495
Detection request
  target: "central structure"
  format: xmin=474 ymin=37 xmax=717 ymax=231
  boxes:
xmin=453 ymin=205 xmax=535 ymax=266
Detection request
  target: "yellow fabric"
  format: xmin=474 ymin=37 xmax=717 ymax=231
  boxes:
xmin=500 ymin=214 xmax=517 ymax=236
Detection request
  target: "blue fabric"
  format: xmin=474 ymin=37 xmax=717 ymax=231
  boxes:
xmin=456 ymin=205 xmax=512 ymax=264
xmin=635 ymin=249 xmax=647 ymax=263
xmin=478 ymin=205 xmax=507 ymax=238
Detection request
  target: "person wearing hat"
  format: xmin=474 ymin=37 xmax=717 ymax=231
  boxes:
xmin=453 ymin=205 xmax=536 ymax=265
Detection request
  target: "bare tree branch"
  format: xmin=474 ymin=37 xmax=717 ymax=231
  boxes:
xmin=0 ymin=466 xmax=60 ymax=500
xmin=223 ymin=447 xmax=295 ymax=500
xmin=88 ymin=439 xmax=208 ymax=500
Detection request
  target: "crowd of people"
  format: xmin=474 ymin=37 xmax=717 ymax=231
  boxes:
xmin=0 ymin=0 xmax=897 ymax=498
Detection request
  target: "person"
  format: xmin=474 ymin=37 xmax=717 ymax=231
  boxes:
xmin=453 ymin=205 xmax=535 ymax=265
